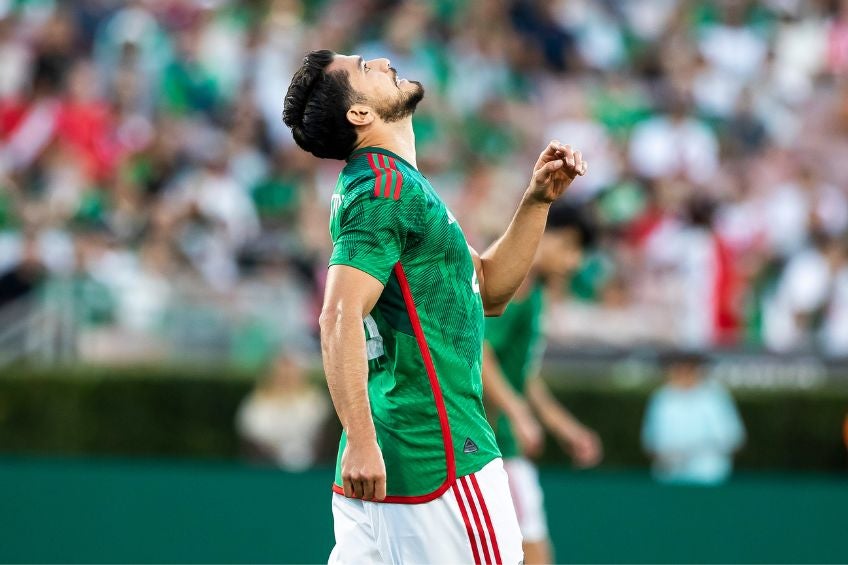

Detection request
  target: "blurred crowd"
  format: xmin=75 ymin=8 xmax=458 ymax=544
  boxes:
xmin=2 ymin=0 xmax=848 ymax=362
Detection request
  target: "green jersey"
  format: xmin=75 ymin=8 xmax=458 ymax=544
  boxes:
xmin=328 ymin=147 xmax=500 ymax=502
xmin=484 ymin=282 xmax=546 ymax=459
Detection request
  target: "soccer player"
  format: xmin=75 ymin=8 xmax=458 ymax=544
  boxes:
xmin=482 ymin=204 xmax=603 ymax=565
xmin=282 ymin=50 xmax=587 ymax=564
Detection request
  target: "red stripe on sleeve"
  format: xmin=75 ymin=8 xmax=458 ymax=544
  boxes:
xmin=367 ymin=153 xmax=381 ymax=198
xmin=460 ymin=476 xmax=493 ymax=564
xmin=380 ymin=154 xmax=394 ymax=199
xmin=452 ymin=482 xmax=482 ymax=565
xmin=388 ymin=157 xmax=403 ymax=200
xmin=469 ymin=473 xmax=502 ymax=564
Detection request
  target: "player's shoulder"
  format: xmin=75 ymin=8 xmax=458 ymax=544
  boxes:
xmin=342 ymin=149 xmax=422 ymax=202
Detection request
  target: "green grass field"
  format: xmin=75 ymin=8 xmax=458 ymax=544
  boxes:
xmin=1 ymin=456 xmax=846 ymax=563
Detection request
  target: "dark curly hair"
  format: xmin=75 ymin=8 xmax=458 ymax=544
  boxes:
xmin=545 ymin=202 xmax=596 ymax=249
xmin=283 ymin=50 xmax=361 ymax=160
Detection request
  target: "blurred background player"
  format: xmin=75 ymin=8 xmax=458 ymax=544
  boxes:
xmin=283 ymin=49 xmax=588 ymax=563
xmin=641 ymin=351 xmax=746 ymax=485
xmin=483 ymin=203 xmax=602 ymax=564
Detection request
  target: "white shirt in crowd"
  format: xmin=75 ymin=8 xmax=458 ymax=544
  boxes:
xmin=237 ymin=387 xmax=330 ymax=471
xmin=628 ymin=115 xmax=719 ymax=184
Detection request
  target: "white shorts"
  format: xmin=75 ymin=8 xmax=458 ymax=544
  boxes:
xmin=503 ymin=457 xmax=548 ymax=543
xmin=328 ymin=458 xmax=523 ymax=564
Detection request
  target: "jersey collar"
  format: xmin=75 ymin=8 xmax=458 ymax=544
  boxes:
xmin=348 ymin=146 xmax=415 ymax=170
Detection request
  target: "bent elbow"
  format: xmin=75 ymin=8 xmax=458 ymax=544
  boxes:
xmin=484 ymin=300 xmax=508 ymax=317
xmin=318 ymin=305 xmax=341 ymax=336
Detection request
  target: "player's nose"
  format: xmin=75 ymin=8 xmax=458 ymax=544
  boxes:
xmin=368 ymin=58 xmax=391 ymax=73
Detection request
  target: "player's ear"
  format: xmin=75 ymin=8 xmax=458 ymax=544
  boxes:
xmin=347 ymin=104 xmax=374 ymax=127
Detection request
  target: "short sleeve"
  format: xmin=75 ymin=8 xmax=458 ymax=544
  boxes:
xmin=329 ymin=186 xmax=417 ymax=285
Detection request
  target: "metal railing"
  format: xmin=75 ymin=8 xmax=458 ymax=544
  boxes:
xmin=0 ymin=288 xmax=76 ymax=367
xmin=0 ymin=276 xmax=317 ymax=369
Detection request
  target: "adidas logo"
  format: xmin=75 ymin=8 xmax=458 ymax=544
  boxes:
xmin=463 ymin=437 xmax=478 ymax=454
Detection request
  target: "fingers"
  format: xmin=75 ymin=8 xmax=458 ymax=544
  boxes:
xmin=518 ymin=425 xmax=542 ymax=457
xmin=559 ymin=145 xmax=575 ymax=169
xmin=341 ymin=441 xmax=386 ymax=501
xmin=540 ymin=139 xmax=562 ymax=161
xmin=537 ymin=141 xmax=589 ymax=175
xmin=374 ymin=476 xmax=387 ymax=502
xmin=361 ymin=477 xmax=375 ymax=501
xmin=343 ymin=474 xmax=386 ymax=501
xmin=573 ymin=150 xmax=588 ymax=176
xmin=558 ymin=146 xmax=588 ymax=178
xmin=534 ymin=158 xmax=563 ymax=181
xmin=525 ymin=436 xmax=543 ymax=458
xmin=344 ymin=475 xmax=368 ymax=500
xmin=573 ymin=435 xmax=602 ymax=468
xmin=535 ymin=140 xmax=568 ymax=170
xmin=343 ymin=471 xmax=364 ymax=499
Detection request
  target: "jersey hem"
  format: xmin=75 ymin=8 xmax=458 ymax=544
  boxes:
xmin=330 ymin=454 xmax=500 ymax=504
xmin=330 ymin=480 xmax=452 ymax=504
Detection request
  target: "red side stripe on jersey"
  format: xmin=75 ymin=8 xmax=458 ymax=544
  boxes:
xmin=460 ymin=476 xmax=493 ymax=564
xmin=470 ymin=473 xmax=502 ymax=565
xmin=332 ymin=263 xmax=455 ymax=503
xmin=452 ymin=483 xmax=482 ymax=565
xmin=394 ymin=262 xmax=455 ymax=478
xmin=389 ymin=157 xmax=403 ymax=200
xmin=367 ymin=153 xmax=382 ymax=198
xmin=371 ymin=262 xmax=456 ymax=504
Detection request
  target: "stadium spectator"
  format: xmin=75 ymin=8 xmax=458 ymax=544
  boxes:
xmin=0 ymin=231 xmax=44 ymax=308
xmin=641 ymin=352 xmax=745 ymax=485
xmin=0 ymin=0 xmax=847 ymax=361
xmin=236 ymin=352 xmax=330 ymax=471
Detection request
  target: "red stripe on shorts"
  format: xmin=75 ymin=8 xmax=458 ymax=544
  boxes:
xmin=452 ymin=482 xmax=482 ymax=565
xmin=470 ymin=473 xmax=502 ymax=564
xmin=460 ymin=476 xmax=493 ymax=564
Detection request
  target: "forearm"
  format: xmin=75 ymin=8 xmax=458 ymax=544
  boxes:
xmin=480 ymin=192 xmax=550 ymax=312
xmin=319 ymin=309 xmax=376 ymax=442
xmin=482 ymin=343 xmax=530 ymax=418
xmin=527 ymin=376 xmax=581 ymax=433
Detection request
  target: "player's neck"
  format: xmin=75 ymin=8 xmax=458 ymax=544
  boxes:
xmin=355 ymin=119 xmax=417 ymax=169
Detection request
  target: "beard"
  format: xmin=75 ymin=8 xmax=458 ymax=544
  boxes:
xmin=374 ymin=81 xmax=425 ymax=123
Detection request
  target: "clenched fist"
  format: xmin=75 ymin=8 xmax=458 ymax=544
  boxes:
xmin=341 ymin=436 xmax=387 ymax=501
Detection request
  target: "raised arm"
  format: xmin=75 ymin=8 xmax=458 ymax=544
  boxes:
xmin=472 ymin=141 xmax=586 ymax=315
xmin=319 ymin=264 xmax=386 ymax=501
